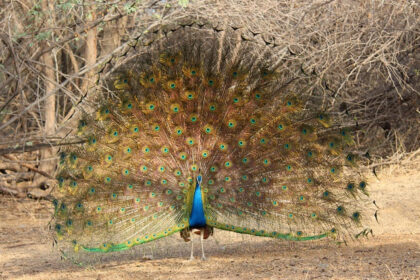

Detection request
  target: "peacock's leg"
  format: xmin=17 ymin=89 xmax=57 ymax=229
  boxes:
xmin=189 ymin=234 xmax=194 ymax=260
xmin=200 ymin=229 xmax=206 ymax=261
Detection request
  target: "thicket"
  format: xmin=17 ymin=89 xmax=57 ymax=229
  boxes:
xmin=0 ymin=0 xmax=419 ymax=197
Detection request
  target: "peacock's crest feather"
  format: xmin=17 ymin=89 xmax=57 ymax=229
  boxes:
xmin=52 ymin=23 xmax=373 ymax=258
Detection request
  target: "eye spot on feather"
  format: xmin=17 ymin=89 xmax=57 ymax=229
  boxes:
xmin=186 ymin=137 xmax=195 ymax=146
xmin=201 ymin=150 xmax=209 ymax=158
xmin=191 ymin=164 xmax=198 ymax=172
xmin=147 ymin=103 xmax=155 ymax=111
xmin=352 ymin=212 xmax=360 ymax=220
xmin=210 ymin=166 xmax=218 ymax=172
xmin=179 ymin=152 xmax=187 ymax=160
xmin=203 ymin=124 xmax=213 ymax=134
xmin=263 ymin=159 xmax=271 ymax=166
xmin=227 ymin=119 xmax=236 ymax=128
xmin=175 ymin=127 xmax=183 ymax=136
xmin=170 ymin=103 xmax=180 ymax=113
xmin=219 ymin=143 xmax=228 ymax=151
xmin=190 ymin=114 xmax=198 ymax=122
xmin=224 ymin=161 xmax=232 ymax=168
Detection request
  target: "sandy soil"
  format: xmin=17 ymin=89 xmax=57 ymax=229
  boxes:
xmin=0 ymin=167 xmax=419 ymax=280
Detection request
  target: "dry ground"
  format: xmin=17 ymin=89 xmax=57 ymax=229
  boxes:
xmin=0 ymin=167 xmax=419 ymax=280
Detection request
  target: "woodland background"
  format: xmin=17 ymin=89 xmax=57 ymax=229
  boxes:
xmin=0 ymin=0 xmax=419 ymax=199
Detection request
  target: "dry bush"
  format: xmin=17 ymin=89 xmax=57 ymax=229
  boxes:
xmin=0 ymin=0 xmax=419 ymax=197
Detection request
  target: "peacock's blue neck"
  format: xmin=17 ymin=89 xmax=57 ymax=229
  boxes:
xmin=189 ymin=175 xmax=206 ymax=228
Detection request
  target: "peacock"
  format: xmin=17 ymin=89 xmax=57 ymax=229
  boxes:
xmin=52 ymin=20 xmax=374 ymax=262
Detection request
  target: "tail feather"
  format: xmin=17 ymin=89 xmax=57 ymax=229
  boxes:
xmin=52 ymin=22 xmax=373 ymax=259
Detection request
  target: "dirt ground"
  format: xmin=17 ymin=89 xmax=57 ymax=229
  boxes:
xmin=1 ymin=166 xmax=419 ymax=280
